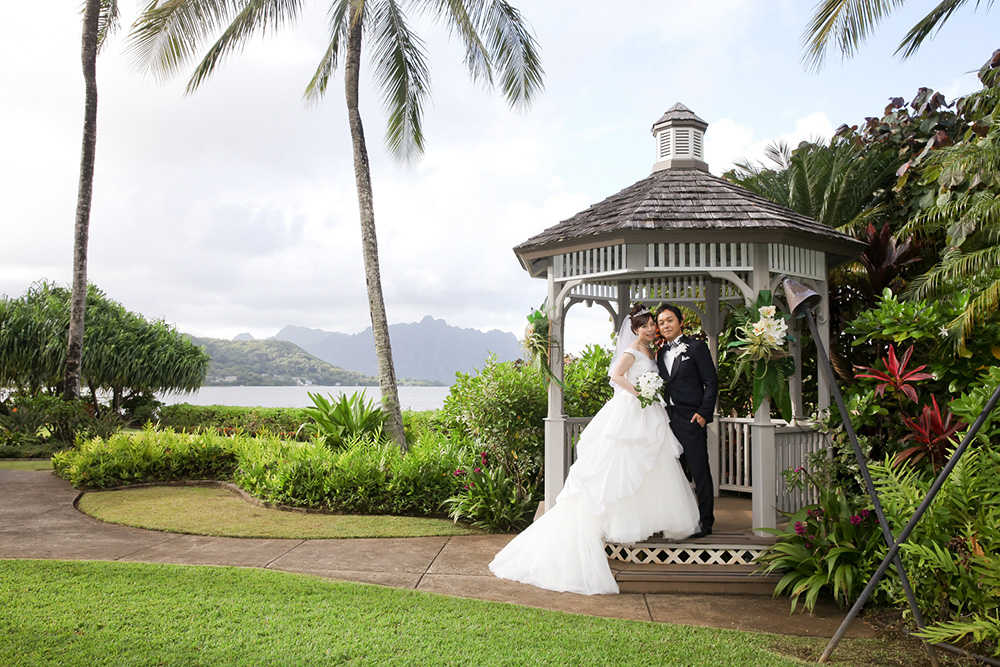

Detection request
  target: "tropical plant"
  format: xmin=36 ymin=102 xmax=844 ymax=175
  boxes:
xmin=563 ymin=344 xmax=614 ymax=418
xmin=900 ymin=59 xmax=1000 ymax=349
xmin=853 ymin=343 xmax=933 ymax=403
xmin=129 ymin=0 xmax=544 ymax=452
xmin=757 ymin=465 xmax=885 ymax=613
xmin=0 ymin=282 xmax=209 ymax=414
xmin=65 ymin=0 xmax=120 ymax=401
xmin=443 ymin=453 xmax=537 ymax=531
xmin=914 ymin=553 xmax=1000 ymax=656
xmin=894 ymin=396 xmax=965 ymax=470
xmin=802 ymin=0 xmax=997 ymax=69
xmin=299 ymin=391 xmax=386 ymax=449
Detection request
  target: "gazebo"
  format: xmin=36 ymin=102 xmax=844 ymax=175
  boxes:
xmin=514 ymin=103 xmax=865 ymax=541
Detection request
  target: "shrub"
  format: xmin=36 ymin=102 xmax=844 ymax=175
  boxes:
xmin=53 ymin=427 xmax=238 ymax=488
xmin=564 ymin=345 xmax=614 ymax=418
xmin=0 ymin=392 xmax=121 ymax=452
xmin=157 ymin=404 xmax=312 ymax=439
xmin=299 ymin=391 xmax=386 ymax=449
xmin=443 ymin=451 xmax=538 ymax=531
xmin=756 ymin=464 xmax=886 ymax=613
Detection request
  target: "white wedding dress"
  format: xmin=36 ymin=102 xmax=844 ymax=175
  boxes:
xmin=489 ymin=349 xmax=701 ymax=595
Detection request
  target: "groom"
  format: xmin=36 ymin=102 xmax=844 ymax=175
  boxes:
xmin=656 ymin=304 xmax=718 ymax=538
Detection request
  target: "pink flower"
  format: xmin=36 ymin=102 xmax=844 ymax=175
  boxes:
xmin=794 ymin=521 xmax=806 ymax=536
xmin=453 ymin=468 xmax=466 ymax=476
xmin=860 ymin=509 xmax=871 ymax=520
xmin=850 ymin=515 xmax=862 ymax=526
xmin=473 ymin=467 xmax=482 ymax=473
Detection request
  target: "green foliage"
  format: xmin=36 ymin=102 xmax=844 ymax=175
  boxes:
xmin=443 ymin=459 xmax=539 ymax=532
xmin=158 ymin=403 xmax=312 ymax=439
xmin=52 ymin=427 xmax=238 ymax=488
xmin=757 ymin=465 xmax=886 ymax=613
xmin=0 ymin=392 xmax=121 ymax=451
xmin=0 ymin=281 xmax=208 ymax=404
xmin=914 ymin=554 xmax=1000 ymax=656
xmin=950 ymin=366 xmax=1000 ymax=446
xmin=52 ymin=426 xmax=468 ymax=518
xmin=300 ymin=391 xmax=386 ymax=449
xmin=870 ymin=445 xmax=1000 ymax=624
xmin=564 ymin=345 xmax=614 ymax=418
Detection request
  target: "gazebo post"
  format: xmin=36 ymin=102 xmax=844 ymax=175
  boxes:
xmin=816 ymin=279 xmax=831 ymax=415
xmin=543 ymin=265 xmax=567 ymax=511
xmin=704 ymin=279 xmax=722 ymax=497
xmin=750 ymin=244 xmax=777 ymax=536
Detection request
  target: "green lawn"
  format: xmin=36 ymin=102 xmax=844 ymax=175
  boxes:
xmin=0 ymin=458 xmax=52 ymax=471
xmin=77 ymin=485 xmax=480 ymax=538
xmin=0 ymin=559 xmax=924 ymax=666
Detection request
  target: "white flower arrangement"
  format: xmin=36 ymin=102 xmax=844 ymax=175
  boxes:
xmin=673 ymin=342 xmax=689 ymax=356
xmin=730 ymin=294 xmax=795 ymax=421
xmin=635 ymin=371 xmax=664 ymax=408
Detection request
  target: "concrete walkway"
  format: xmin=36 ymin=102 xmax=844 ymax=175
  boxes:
xmin=0 ymin=469 xmax=874 ymax=638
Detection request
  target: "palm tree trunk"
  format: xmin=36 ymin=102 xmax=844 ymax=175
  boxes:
xmin=344 ymin=10 xmax=407 ymax=451
xmin=63 ymin=0 xmax=100 ymax=401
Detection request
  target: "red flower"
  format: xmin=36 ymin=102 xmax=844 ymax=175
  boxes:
xmin=854 ymin=344 xmax=933 ymax=403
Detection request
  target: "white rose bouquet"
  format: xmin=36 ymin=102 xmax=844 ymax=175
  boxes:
xmin=635 ymin=371 xmax=664 ymax=408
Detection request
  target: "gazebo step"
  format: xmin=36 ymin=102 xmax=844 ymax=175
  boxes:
xmin=605 ymin=536 xmax=773 ymax=569
xmin=611 ymin=560 xmax=781 ymax=595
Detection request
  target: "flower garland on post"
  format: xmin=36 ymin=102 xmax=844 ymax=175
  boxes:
xmin=523 ymin=306 xmax=565 ymax=388
xmin=729 ymin=291 xmax=795 ymax=421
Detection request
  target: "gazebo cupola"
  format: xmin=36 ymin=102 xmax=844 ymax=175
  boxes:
xmin=651 ymin=102 xmax=709 ymax=172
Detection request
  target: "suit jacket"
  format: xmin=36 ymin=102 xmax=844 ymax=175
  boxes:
xmin=656 ymin=334 xmax=718 ymax=424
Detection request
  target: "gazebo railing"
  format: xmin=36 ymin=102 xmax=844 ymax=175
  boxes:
xmin=565 ymin=415 xmax=829 ymax=515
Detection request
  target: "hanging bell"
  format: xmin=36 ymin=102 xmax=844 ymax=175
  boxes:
xmin=783 ymin=278 xmax=820 ymax=317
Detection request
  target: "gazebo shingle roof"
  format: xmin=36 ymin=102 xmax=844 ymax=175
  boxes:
xmin=515 ymin=168 xmax=865 ymax=261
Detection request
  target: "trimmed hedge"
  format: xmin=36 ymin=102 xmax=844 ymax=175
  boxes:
xmin=52 ymin=427 xmax=468 ymax=518
xmin=157 ymin=404 xmax=312 ymax=439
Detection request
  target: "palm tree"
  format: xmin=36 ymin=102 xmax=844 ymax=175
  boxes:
xmin=803 ymin=0 xmax=996 ymax=70
xmin=128 ymin=0 xmax=543 ymax=451
xmin=64 ymin=0 xmax=120 ymax=401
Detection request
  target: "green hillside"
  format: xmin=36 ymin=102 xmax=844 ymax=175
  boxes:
xmin=187 ymin=336 xmax=378 ymax=387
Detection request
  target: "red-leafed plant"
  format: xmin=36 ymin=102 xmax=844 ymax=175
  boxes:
xmin=894 ymin=396 xmax=966 ymax=470
xmin=854 ymin=344 xmax=934 ymax=403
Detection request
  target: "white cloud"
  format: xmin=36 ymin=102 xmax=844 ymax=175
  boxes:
xmin=706 ymin=112 xmax=836 ymax=175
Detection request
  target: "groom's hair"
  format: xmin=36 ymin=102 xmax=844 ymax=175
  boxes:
xmin=657 ymin=303 xmax=683 ymax=323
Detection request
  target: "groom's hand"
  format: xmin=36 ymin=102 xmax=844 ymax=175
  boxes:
xmin=690 ymin=413 xmax=707 ymax=428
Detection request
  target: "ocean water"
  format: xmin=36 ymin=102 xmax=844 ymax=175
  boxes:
xmin=158 ymin=385 xmax=452 ymax=411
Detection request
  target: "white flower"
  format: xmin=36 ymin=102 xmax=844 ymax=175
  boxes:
xmin=751 ymin=320 xmax=768 ymax=336
xmin=939 ymin=326 xmax=950 ymax=338
xmin=674 ymin=342 xmax=688 ymax=355
xmin=635 ymin=371 xmax=664 ymax=407
xmin=759 ymin=305 xmax=777 ymax=318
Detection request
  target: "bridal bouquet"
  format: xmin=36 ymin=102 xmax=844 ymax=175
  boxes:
xmin=729 ymin=291 xmax=795 ymax=421
xmin=635 ymin=371 xmax=664 ymax=408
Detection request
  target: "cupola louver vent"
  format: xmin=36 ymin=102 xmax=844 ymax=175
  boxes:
xmin=650 ymin=102 xmax=709 ymax=173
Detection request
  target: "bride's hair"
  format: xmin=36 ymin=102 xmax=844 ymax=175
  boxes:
xmin=628 ymin=303 xmax=654 ymax=333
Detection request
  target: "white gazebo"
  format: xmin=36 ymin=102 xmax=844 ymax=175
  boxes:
xmin=514 ymin=104 xmax=865 ymax=539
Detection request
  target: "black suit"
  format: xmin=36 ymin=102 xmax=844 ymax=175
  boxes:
xmin=656 ymin=334 xmax=718 ymax=532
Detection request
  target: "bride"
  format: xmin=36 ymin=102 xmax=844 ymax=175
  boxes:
xmin=489 ymin=304 xmax=701 ymax=595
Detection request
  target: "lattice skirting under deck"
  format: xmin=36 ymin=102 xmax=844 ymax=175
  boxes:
xmin=605 ymin=542 xmax=766 ymax=566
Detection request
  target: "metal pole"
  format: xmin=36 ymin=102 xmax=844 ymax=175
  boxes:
xmin=802 ymin=310 xmax=935 ymax=664
xmin=819 ymin=365 xmax=1000 ymax=662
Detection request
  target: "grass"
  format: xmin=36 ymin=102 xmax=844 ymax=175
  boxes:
xmin=77 ymin=485 xmax=481 ymax=538
xmin=0 ymin=458 xmax=52 ymax=471
xmin=0 ymin=559 xmax=936 ymax=666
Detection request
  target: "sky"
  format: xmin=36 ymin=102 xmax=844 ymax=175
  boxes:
xmin=1 ymin=2 xmax=996 ymax=355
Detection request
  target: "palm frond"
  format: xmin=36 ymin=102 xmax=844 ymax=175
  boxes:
xmin=895 ymin=0 xmax=977 ymax=58
xmin=185 ymin=0 xmax=303 ymax=93
xmin=370 ymin=0 xmax=430 ymax=157
xmin=97 ymin=0 xmax=120 ymax=51
xmin=802 ymin=0 xmax=906 ymax=71
xmin=428 ymin=0 xmax=494 ymax=87
xmin=128 ymin=0 xmax=241 ymax=79
xmin=481 ymin=0 xmax=543 ymax=107
xmin=303 ymin=0 xmax=352 ymax=103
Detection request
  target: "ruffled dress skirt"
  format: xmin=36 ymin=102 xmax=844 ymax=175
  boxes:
xmin=488 ymin=391 xmax=701 ymax=595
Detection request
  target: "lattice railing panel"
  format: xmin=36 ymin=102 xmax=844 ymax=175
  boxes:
xmin=605 ymin=543 xmax=765 ymax=566
xmin=775 ymin=426 xmax=830 ymax=513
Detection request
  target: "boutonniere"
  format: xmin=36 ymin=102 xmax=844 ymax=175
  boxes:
xmin=675 ymin=342 xmax=688 ymax=355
